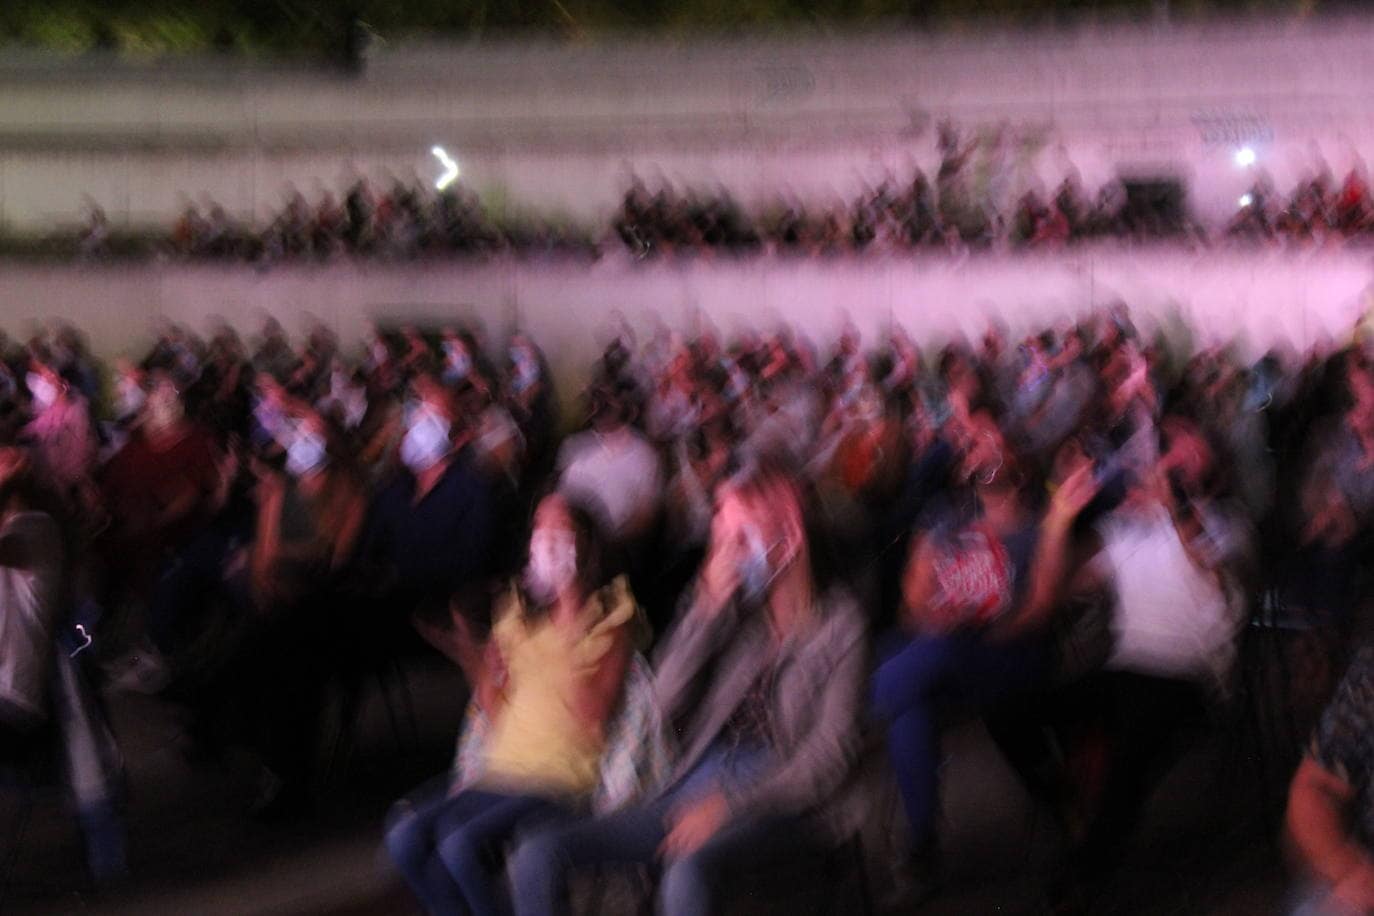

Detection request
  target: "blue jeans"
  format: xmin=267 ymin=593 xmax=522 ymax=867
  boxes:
xmin=871 ymin=631 xmax=1045 ymax=849
xmin=385 ymin=778 xmax=564 ymax=916
xmin=508 ymin=747 xmax=808 ymax=916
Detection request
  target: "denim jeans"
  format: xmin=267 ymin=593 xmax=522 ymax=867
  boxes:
xmin=871 ymin=630 xmax=1045 ymax=849
xmin=1289 ymin=882 xmax=1365 ymax=916
xmin=508 ymin=746 xmax=810 ymax=916
xmin=385 ymin=778 xmax=565 ymax=916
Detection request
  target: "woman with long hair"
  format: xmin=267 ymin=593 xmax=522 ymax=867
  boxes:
xmin=386 ymin=491 xmax=642 ymax=915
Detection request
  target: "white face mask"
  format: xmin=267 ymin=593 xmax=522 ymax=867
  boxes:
xmin=399 ymin=407 xmax=451 ymax=473
xmin=117 ymin=378 xmax=146 ymax=419
xmin=444 ymin=343 xmax=471 ymax=379
xmin=525 ymin=529 xmax=578 ymax=603
xmin=737 ymin=522 xmax=782 ymax=604
xmin=286 ymin=430 xmax=329 ymax=477
xmin=510 ymin=347 xmax=539 ymax=392
xmin=255 ymin=397 xmax=286 ymax=438
xmin=26 ymin=373 xmax=57 ymax=412
xmin=342 ymin=389 xmax=368 ymax=430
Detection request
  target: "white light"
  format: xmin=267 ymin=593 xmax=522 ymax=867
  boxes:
xmin=1234 ymin=147 xmax=1257 ymax=167
xmin=431 ymin=146 xmax=460 ymax=191
xmin=1239 ymin=194 xmax=1254 ymax=208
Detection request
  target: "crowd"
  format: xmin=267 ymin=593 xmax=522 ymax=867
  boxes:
xmin=58 ymin=179 xmax=598 ymax=266
xmin=3 ymin=300 xmax=1374 ymax=914
xmin=166 ymin=179 xmax=598 ymax=263
xmin=50 ymin=125 xmax=1374 ymax=267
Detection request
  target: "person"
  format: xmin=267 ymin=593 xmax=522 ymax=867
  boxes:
xmin=871 ymin=411 xmax=1098 ymax=877
xmin=1288 ymin=646 xmax=1374 ymax=915
xmin=98 ymin=372 xmax=226 ymax=688
xmin=250 ymin=409 xmax=366 ymax=605
xmin=0 ymin=444 xmax=127 ymax=884
xmin=509 ymin=459 xmax=867 ymax=916
xmin=0 ymin=446 xmax=66 ymax=733
xmin=385 ymin=493 xmax=641 ymax=915
xmin=22 ymin=359 xmax=98 ymax=508
xmin=503 ymin=332 xmax=555 ymax=492
xmin=556 ymin=381 xmax=662 ymax=546
xmin=359 ymin=373 xmax=495 ymax=666
xmin=1042 ymin=418 xmax=1247 ymax=902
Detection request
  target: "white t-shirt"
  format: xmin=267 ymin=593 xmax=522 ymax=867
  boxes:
xmin=1099 ymin=505 xmax=1239 ymax=685
xmin=0 ymin=511 xmax=64 ymax=726
xmin=558 ymin=428 xmax=663 ymax=540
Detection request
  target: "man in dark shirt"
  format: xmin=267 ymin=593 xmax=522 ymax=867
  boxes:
xmin=362 ymin=375 xmax=493 ymax=620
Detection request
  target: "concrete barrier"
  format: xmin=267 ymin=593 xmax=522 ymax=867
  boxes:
xmin=1 ymin=247 xmax=1368 ymax=397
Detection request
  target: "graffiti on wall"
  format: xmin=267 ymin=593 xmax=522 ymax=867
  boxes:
xmin=1191 ymin=109 xmax=1274 ymax=147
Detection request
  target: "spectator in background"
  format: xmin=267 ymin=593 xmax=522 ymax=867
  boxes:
xmin=360 ymin=372 xmax=494 ymax=668
xmin=112 ymin=359 xmax=146 ymax=419
xmin=22 ymin=358 xmax=98 ymax=509
xmin=1054 ymin=417 xmax=1246 ymax=895
xmin=556 ymin=380 xmax=662 ymax=547
xmin=440 ymin=327 xmax=480 ymax=388
xmin=250 ymin=407 xmax=366 ymax=605
xmin=223 ymin=405 xmax=366 ymax=818
xmin=252 ymin=317 xmax=297 ymax=382
xmin=871 ymin=413 xmax=1098 ymax=883
xmin=99 ymin=371 xmax=224 ymax=689
xmin=505 ymin=332 xmax=555 ymax=491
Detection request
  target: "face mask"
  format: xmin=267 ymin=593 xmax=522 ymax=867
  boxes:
xmin=855 ymin=397 xmax=882 ymax=424
xmin=525 ymin=529 xmax=578 ymax=603
xmin=342 ymin=389 xmax=368 ymax=429
xmin=27 ymin=374 xmax=57 ymax=412
xmin=737 ymin=522 xmax=781 ymax=604
xmin=444 ymin=344 xmax=471 ymax=379
xmin=254 ymin=398 xmax=286 ymax=438
xmin=117 ymin=378 xmax=146 ymax=419
xmin=400 ymin=407 xmax=451 ymax=473
xmin=286 ymin=430 xmax=329 ymax=477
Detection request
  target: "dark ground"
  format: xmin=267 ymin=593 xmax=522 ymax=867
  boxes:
xmin=0 ymin=626 xmax=1320 ymax=916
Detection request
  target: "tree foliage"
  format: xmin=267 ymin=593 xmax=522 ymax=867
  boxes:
xmin=0 ymin=0 xmax=1328 ymax=57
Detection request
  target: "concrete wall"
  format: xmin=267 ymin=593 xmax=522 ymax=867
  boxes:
xmin=4 ymin=21 xmax=1374 ymax=232
xmin=1 ymin=249 xmax=1369 ymax=396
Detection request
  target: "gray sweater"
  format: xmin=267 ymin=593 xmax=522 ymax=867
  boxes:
xmin=651 ymin=585 xmax=868 ymax=835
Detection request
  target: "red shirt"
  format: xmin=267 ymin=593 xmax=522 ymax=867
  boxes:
xmin=101 ymin=424 xmax=220 ymax=550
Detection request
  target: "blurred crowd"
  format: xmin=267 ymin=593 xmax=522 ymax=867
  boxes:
xmin=5 ymin=302 xmax=1374 ymax=914
xmin=42 ymin=123 xmax=1374 ymax=266
xmin=615 ymin=124 xmax=1194 ymax=258
xmin=56 ymin=126 xmax=1374 ymax=268
xmin=1228 ymin=165 xmax=1374 ymax=244
xmin=166 ymin=178 xmax=597 ymax=263
xmin=67 ymin=178 xmax=597 ymax=265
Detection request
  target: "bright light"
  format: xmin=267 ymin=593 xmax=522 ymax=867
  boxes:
xmin=1238 ymin=194 xmax=1254 ymax=208
xmin=431 ymin=146 xmax=460 ymax=191
xmin=1234 ymin=147 xmax=1257 ymax=167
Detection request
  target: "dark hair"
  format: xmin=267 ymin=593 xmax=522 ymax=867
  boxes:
xmin=724 ymin=454 xmax=837 ymax=592
xmin=518 ymin=492 xmax=615 ymax=619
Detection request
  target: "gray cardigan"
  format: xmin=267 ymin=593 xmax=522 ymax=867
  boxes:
xmin=651 ymin=585 xmax=868 ymax=835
